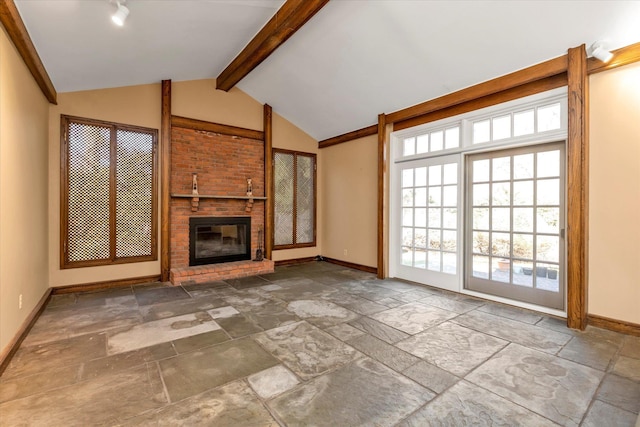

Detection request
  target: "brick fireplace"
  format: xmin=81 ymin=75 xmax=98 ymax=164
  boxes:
xmin=169 ymin=125 xmax=274 ymax=285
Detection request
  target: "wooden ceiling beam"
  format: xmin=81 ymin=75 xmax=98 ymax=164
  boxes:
xmin=216 ymin=0 xmax=329 ymax=92
xmin=386 ymin=55 xmax=568 ymax=125
xmin=0 ymin=0 xmax=57 ymax=104
xmin=318 ymin=124 xmax=377 ymax=149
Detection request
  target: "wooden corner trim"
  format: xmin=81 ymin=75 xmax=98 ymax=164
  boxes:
xmin=588 ymin=314 xmax=640 ymax=337
xmin=566 ymin=45 xmax=589 ymax=331
xmin=377 ymin=113 xmax=386 ymax=280
xmin=264 ymin=104 xmax=274 ymax=260
xmin=216 ymin=0 xmax=330 ymax=91
xmin=318 ymin=124 xmax=378 ymax=149
xmin=0 ymin=0 xmax=57 ymax=104
xmin=587 ymin=41 xmax=640 ymax=75
xmin=322 ymin=257 xmax=378 ymax=274
xmin=386 ymin=55 xmax=568 ymax=124
xmin=171 ymin=115 xmax=264 ymax=141
xmin=0 ymin=288 xmax=52 ymax=376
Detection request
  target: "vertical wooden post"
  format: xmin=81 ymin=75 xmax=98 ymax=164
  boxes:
xmin=160 ymin=80 xmax=171 ymax=282
xmin=377 ymin=113 xmax=387 ymax=279
xmin=566 ymin=45 xmax=589 ymax=330
xmin=264 ymin=104 xmax=274 ymax=260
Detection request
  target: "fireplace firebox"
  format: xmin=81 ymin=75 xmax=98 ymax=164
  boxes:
xmin=189 ymin=217 xmax=251 ymax=266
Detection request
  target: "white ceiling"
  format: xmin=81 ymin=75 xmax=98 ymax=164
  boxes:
xmin=15 ymin=0 xmax=640 ymax=141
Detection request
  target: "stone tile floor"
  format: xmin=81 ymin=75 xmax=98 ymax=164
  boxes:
xmin=1 ymin=261 xmax=638 ymax=426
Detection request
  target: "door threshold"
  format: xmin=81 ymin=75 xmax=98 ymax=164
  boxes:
xmin=460 ymin=288 xmax=566 ymax=318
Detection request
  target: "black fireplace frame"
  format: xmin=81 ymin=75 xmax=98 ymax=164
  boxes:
xmin=189 ymin=216 xmax=251 ymax=266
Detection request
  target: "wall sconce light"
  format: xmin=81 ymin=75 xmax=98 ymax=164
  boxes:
xmin=111 ymin=1 xmax=130 ymax=26
xmin=590 ymin=42 xmax=613 ymax=63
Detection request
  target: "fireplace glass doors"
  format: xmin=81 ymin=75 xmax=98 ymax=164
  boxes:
xmin=189 ymin=217 xmax=251 ymax=266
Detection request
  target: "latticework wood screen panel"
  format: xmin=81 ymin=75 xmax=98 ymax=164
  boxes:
xmin=273 ymin=150 xmax=316 ymax=248
xmin=115 ymin=129 xmax=154 ymax=258
xmin=67 ymin=122 xmax=111 ymax=262
xmin=62 ymin=116 xmax=157 ymax=268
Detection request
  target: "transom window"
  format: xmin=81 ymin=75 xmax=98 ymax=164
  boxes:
xmin=403 ymin=125 xmax=460 ymax=156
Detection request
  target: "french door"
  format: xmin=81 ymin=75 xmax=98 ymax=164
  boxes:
xmin=465 ymin=142 xmax=565 ymax=309
xmin=393 ymin=155 xmax=460 ymax=292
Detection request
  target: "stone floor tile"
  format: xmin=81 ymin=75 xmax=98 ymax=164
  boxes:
xmin=140 ymin=295 xmax=227 ymax=322
xmin=398 ymin=321 xmax=508 ymax=376
xmin=207 ymin=305 xmax=240 ymax=319
xmin=253 ymin=321 xmax=361 ymax=380
xmin=392 ymin=289 xmax=437 ymax=303
xmin=397 ymin=381 xmax=558 ymax=427
xmin=0 ymin=364 xmax=80 ymax=404
xmin=595 ymin=374 xmax=640 ymax=414
xmin=215 ymin=313 xmax=264 ymax=338
xmin=371 ymin=302 xmax=457 ymax=335
xmin=0 ymin=364 xmax=167 ymax=426
xmin=133 ymin=285 xmax=191 ymax=306
xmin=419 ymin=294 xmax=479 ymax=314
xmin=347 ymin=334 xmax=420 ymax=372
xmin=22 ymin=303 xmax=142 ymax=347
xmin=478 ymin=302 xmax=543 ymax=324
xmin=558 ymin=333 xmax=622 ymax=371
xmin=121 ymin=380 xmax=278 ymax=426
xmin=582 ymin=400 xmax=638 ymax=427
xmin=348 ymin=316 xmax=409 ymax=344
xmin=374 ymin=279 xmax=422 ymax=293
xmin=286 ymin=299 xmax=359 ymax=328
xmin=375 ymin=297 xmax=406 ymax=308
xmin=159 ymin=337 xmax=279 ymax=402
xmin=269 ymin=358 xmax=433 ymax=426
xmin=466 ymin=343 xmax=604 ymax=425
xmin=171 ymin=330 xmax=230 ymax=354
xmin=46 ymin=293 xmax=76 ymax=308
xmin=402 ymin=361 xmax=459 ymax=394
xmin=324 ymin=323 xmax=366 ymax=342
xmin=80 ymin=342 xmax=176 ymax=381
xmin=335 ymin=269 xmax=376 ymax=281
xmin=107 ymin=312 xmax=220 ymax=355
xmin=2 ymin=333 xmax=107 ymax=380
xmin=613 ymin=356 xmax=640 ymax=381
xmin=248 ymin=365 xmax=300 ymax=400
xmin=258 ymin=270 xmax=305 ymax=282
xmin=264 ymin=278 xmax=337 ymax=302
xmin=324 ymin=291 xmax=389 ymax=315
xmin=239 ymin=301 xmax=301 ymax=331
xmin=226 ymin=275 xmax=270 ymax=289
xmin=453 ymin=310 xmax=571 ymax=353
xmin=621 ymin=335 xmax=640 ymax=359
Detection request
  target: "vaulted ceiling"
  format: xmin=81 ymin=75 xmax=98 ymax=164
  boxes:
xmin=14 ymin=0 xmax=640 ymax=141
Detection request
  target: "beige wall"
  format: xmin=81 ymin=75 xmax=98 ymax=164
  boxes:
xmin=48 ymin=79 xmax=319 ymax=286
xmin=0 ymin=25 xmax=50 ymax=353
xmin=48 ymin=84 xmax=162 ymax=287
xmin=320 ymin=135 xmax=377 ymax=268
xmin=588 ymin=62 xmax=640 ymax=325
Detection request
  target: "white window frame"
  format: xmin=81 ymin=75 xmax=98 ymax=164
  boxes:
xmin=390 ymin=87 xmax=568 ymax=317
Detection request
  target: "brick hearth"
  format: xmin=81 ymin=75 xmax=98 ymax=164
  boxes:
xmin=169 ymin=125 xmax=272 ymax=285
xmin=170 ymin=259 xmax=274 ymax=286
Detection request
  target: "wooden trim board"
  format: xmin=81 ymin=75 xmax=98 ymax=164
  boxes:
xmin=377 ymin=113 xmax=386 ymax=279
xmin=587 ymin=41 xmax=640 ymax=75
xmin=318 ymin=125 xmax=378 ymax=149
xmin=274 ymin=257 xmax=317 ymax=267
xmin=264 ymin=104 xmax=274 ymax=260
xmin=171 ymin=115 xmax=264 ymax=141
xmin=322 ymin=257 xmax=378 ymax=274
xmin=52 ymin=275 xmax=161 ymax=294
xmin=161 ymin=80 xmax=171 ymax=282
xmin=588 ymin=314 xmax=640 ymax=337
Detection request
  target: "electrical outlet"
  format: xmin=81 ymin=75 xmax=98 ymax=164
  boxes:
xmin=19 ymin=294 xmax=23 ymax=310
xmin=343 ymin=249 xmax=348 ymax=256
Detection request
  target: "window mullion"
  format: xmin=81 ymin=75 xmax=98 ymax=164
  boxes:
xmin=292 ymin=153 xmax=298 ymax=245
xmin=109 ymin=125 xmax=118 ymax=261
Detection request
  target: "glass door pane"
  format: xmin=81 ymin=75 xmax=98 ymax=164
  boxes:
xmin=395 ymin=156 xmax=459 ymax=292
xmin=465 ymin=142 xmax=565 ymax=310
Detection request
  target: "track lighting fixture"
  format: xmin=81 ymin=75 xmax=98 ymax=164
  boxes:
xmin=111 ymin=1 xmax=129 ymax=26
xmin=590 ymin=42 xmax=613 ymax=63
